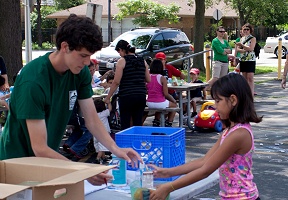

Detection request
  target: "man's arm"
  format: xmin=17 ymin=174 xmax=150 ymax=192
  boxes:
xmin=26 ymin=119 xmax=69 ymax=160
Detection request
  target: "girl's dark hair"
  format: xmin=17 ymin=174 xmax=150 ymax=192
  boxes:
xmin=149 ymin=59 xmax=164 ymax=75
xmin=211 ymin=73 xmax=262 ymax=127
xmin=94 ymin=99 xmax=106 ymax=113
xmin=106 ymin=71 xmax=115 ymax=82
xmin=115 ymin=40 xmax=136 ymax=54
xmin=56 ymin=14 xmax=103 ymax=53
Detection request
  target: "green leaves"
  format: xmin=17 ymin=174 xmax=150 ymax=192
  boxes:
xmin=115 ymin=0 xmax=180 ymax=26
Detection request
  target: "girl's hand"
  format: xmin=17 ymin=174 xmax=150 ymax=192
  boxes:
xmin=149 ymin=183 xmax=171 ymax=200
xmin=147 ymin=164 xmax=170 ymax=178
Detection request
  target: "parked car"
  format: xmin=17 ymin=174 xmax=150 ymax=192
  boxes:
xmin=264 ymin=32 xmax=288 ymax=58
xmin=93 ymin=28 xmax=194 ymax=75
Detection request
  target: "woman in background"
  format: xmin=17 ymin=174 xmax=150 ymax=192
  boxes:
xmin=104 ymin=40 xmax=150 ymax=130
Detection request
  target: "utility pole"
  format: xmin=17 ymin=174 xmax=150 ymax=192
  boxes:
xmin=108 ymin=0 xmax=112 ymax=43
xmin=24 ymin=0 xmax=34 ymax=63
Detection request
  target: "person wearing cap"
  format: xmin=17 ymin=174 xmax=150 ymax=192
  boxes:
xmin=188 ymin=68 xmax=206 ymax=117
xmin=206 ymin=26 xmax=232 ymax=90
xmin=155 ymin=52 xmax=185 ymax=99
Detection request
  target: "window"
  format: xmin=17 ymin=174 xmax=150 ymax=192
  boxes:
xmin=163 ymin=32 xmax=190 ymax=47
xmin=151 ymin=34 xmax=165 ymax=49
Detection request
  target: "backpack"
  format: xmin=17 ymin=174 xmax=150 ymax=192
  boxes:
xmin=243 ymin=36 xmax=261 ymax=59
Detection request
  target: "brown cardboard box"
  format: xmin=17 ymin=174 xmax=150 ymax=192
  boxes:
xmin=0 ymin=157 xmax=114 ymax=200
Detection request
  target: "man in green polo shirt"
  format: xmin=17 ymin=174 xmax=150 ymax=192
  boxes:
xmin=0 ymin=14 xmax=141 ymax=185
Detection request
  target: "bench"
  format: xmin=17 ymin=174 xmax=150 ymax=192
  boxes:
xmin=144 ymin=107 xmax=181 ymax=127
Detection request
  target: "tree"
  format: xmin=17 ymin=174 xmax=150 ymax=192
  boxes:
xmin=188 ymin=0 xmax=215 ymax=71
xmin=223 ymin=0 xmax=288 ymax=28
xmin=35 ymin=0 xmax=43 ymax=47
xmin=55 ymin=0 xmax=85 ymax=10
xmin=115 ymin=0 xmax=180 ymax=27
xmin=31 ymin=4 xmax=57 ymax=45
xmin=0 ymin=0 xmax=23 ymax=85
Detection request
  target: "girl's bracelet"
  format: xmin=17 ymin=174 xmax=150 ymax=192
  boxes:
xmin=170 ymin=183 xmax=175 ymax=191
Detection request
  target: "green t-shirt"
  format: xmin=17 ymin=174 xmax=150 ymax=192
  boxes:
xmin=212 ymin=38 xmax=231 ymax=62
xmin=0 ymin=52 xmax=93 ymax=159
xmin=235 ymin=37 xmax=241 ymax=58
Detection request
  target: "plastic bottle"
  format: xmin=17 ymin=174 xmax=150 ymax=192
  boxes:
xmin=110 ymin=155 xmax=127 ymax=186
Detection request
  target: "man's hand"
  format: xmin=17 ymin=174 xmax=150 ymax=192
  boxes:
xmin=87 ymin=171 xmax=113 ymax=186
xmin=111 ymin=147 xmax=142 ymax=168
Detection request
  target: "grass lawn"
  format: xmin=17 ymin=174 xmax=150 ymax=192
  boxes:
xmin=184 ymin=66 xmax=278 ymax=82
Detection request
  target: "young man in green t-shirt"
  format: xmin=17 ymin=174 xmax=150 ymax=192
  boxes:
xmin=0 ymin=14 xmax=141 ymax=185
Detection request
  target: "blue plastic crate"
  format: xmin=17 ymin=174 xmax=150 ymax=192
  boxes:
xmin=115 ymin=126 xmax=185 ymax=181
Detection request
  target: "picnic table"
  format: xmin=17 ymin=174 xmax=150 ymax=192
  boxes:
xmin=168 ymin=82 xmax=208 ymax=130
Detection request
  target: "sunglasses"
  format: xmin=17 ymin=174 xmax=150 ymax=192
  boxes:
xmin=243 ymin=28 xmax=250 ymax=31
xmin=218 ymin=31 xmax=226 ymax=33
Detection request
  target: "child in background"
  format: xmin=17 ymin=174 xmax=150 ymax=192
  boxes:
xmin=149 ymin=73 xmax=262 ymax=200
xmin=93 ymin=99 xmax=112 ymax=164
xmin=104 ymin=71 xmax=116 ymax=94
xmin=189 ymin=68 xmax=206 ymax=118
xmin=146 ymin=59 xmax=177 ymax=127
xmin=89 ymin=59 xmax=113 ymax=89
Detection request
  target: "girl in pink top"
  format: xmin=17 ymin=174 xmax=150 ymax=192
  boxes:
xmin=149 ymin=73 xmax=262 ymax=200
xmin=146 ymin=59 xmax=177 ymax=127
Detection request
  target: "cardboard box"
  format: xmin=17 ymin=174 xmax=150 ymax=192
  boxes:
xmin=0 ymin=157 xmax=114 ymax=200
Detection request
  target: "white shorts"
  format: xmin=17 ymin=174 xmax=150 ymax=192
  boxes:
xmin=93 ymin=137 xmax=109 ymax=152
xmin=147 ymin=100 xmax=169 ymax=109
xmin=212 ymin=61 xmax=229 ymax=78
xmin=191 ymin=97 xmax=202 ymax=103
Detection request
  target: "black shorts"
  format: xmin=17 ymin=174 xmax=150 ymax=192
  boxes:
xmin=240 ymin=61 xmax=256 ymax=73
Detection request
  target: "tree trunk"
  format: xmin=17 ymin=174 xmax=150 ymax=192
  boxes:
xmin=36 ymin=0 xmax=43 ymax=47
xmin=0 ymin=0 xmax=23 ymax=85
xmin=192 ymin=0 xmax=205 ymax=72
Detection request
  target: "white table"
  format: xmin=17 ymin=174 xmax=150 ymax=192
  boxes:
xmin=85 ymin=170 xmax=219 ymax=200
xmin=168 ymin=83 xmax=208 ymax=129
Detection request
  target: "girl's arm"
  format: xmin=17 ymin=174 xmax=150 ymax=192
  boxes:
xmin=162 ymin=76 xmax=176 ymax=103
xmin=150 ymin=128 xmax=251 ymax=200
xmin=152 ymin=133 xmax=223 ymax=178
xmin=144 ymin=60 xmax=151 ymax=83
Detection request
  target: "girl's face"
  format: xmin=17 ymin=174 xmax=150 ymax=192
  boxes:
xmin=214 ymin=94 xmax=236 ymax=120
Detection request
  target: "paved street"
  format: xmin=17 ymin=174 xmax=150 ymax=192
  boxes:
xmin=24 ymin=50 xmax=288 ymax=199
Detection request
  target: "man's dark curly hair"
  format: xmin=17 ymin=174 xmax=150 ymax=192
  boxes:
xmin=56 ymin=14 xmax=103 ymax=53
